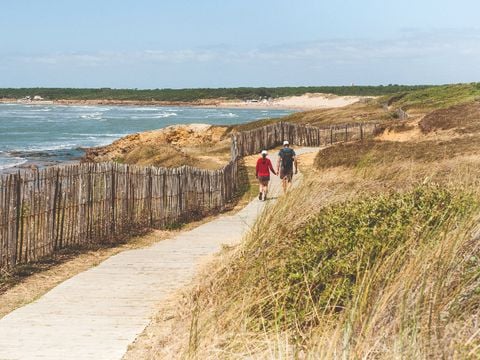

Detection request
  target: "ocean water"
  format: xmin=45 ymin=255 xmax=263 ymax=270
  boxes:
xmin=0 ymin=104 xmax=293 ymax=171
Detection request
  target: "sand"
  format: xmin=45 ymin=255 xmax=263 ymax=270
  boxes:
xmin=217 ymin=93 xmax=369 ymax=110
xmin=1 ymin=93 xmax=370 ymax=111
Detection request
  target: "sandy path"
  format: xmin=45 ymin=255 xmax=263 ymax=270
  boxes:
xmin=0 ymin=148 xmax=318 ymax=360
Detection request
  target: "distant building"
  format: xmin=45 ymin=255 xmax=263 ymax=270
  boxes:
xmin=17 ymin=96 xmax=32 ymax=102
xmin=33 ymin=95 xmax=44 ymax=101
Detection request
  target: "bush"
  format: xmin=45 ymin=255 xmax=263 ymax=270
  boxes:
xmin=250 ymin=185 xmax=476 ymax=330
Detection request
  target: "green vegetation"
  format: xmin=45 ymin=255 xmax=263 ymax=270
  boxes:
xmin=179 ymin=175 xmax=480 ymax=358
xmin=383 ymin=82 xmax=480 ymax=110
xmin=238 ymin=185 xmax=476 ymax=331
xmin=0 ymin=85 xmax=432 ymax=101
xmin=6 ymin=82 xmax=480 ymax=358
xmin=161 ymin=96 xmax=480 ymax=358
xmin=265 ymin=83 xmax=480 ymax=129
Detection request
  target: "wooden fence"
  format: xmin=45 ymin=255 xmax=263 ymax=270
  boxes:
xmin=0 ymin=121 xmax=375 ymax=270
xmin=232 ymin=122 xmax=377 ymax=157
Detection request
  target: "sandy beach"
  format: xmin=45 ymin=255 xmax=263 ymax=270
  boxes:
xmin=215 ymin=93 xmax=369 ymax=110
xmin=0 ymin=93 xmax=370 ymax=111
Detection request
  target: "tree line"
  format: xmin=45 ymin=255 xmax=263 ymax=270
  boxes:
xmin=0 ymin=85 xmax=433 ymax=102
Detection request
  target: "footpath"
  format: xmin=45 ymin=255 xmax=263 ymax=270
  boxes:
xmin=0 ymin=148 xmax=317 ymax=360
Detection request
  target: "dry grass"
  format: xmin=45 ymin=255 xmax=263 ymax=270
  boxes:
xmin=315 ymin=135 xmax=480 ymax=171
xmin=168 ymin=162 xmax=480 ymax=359
xmin=121 ymin=144 xmax=199 ymax=167
xmin=282 ymin=101 xmax=388 ymax=126
xmin=420 ymin=100 xmax=480 ymax=134
xmin=85 ymin=124 xmax=232 ymax=170
xmin=116 ymin=139 xmax=232 ymax=170
xmin=124 ymin=99 xmax=480 ymax=359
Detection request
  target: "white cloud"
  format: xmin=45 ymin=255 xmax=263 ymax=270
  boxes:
xmin=1 ymin=28 xmax=479 ymax=87
xmin=6 ymin=29 xmax=480 ymax=69
xmin=12 ymin=49 xmax=219 ymax=67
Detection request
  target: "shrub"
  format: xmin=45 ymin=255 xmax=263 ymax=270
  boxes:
xmin=250 ymin=185 xmax=476 ymax=331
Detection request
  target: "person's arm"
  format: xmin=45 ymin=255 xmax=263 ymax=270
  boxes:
xmin=255 ymin=160 xmax=259 ymax=178
xmin=268 ymin=159 xmax=277 ymax=176
xmin=293 ymin=150 xmax=298 ymax=174
xmin=276 ymin=151 xmax=282 ymax=174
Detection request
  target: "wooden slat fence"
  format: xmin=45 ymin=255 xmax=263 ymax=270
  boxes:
xmin=0 ymin=121 xmax=375 ymax=270
xmin=232 ymin=121 xmax=377 ymax=157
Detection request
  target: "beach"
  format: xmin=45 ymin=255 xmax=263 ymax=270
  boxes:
xmin=0 ymin=93 xmax=368 ymax=174
xmin=0 ymin=104 xmax=293 ymax=173
xmin=0 ymin=92 xmax=366 ymax=111
xmin=215 ymin=93 xmax=367 ymax=110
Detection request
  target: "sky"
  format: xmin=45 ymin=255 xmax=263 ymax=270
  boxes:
xmin=0 ymin=0 xmax=479 ymax=88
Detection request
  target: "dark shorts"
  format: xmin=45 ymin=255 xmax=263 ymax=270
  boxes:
xmin=258 ymin=176 xmax=270 ymax=186
xmin=280 ymin=168 xmax=293 ymax=182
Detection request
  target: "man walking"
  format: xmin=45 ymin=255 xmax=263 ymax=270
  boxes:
xmin=277 ymin=140 xmax=297 ymax=193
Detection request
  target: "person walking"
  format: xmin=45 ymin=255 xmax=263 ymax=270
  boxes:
xmin=277 ymin=140 xmax=297 ymax=193
xmin=255 ymin=150 xmax=277 ymax=201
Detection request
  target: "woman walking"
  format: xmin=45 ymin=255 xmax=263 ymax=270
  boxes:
xmin=256 ymin=150 xmax=277 ymax=201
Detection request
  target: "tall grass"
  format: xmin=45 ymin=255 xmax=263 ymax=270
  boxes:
xmin=147 ymin=99 xmax=480 ymax=359
xmin=175 ymin=176 xmax=479 ymax=359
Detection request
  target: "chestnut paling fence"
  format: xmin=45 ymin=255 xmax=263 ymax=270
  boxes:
xmin=0 ymin=121 xmax=376 ymax=269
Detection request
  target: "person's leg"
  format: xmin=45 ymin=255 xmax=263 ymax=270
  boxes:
xmin=282 ymin=178 xmax=287 ymax=193
xmin=289 ymin=172 xmax=294 ymax=190
xmin=285 ymin=173 xmax=293 ymax=192
xmin=279 ymin=169 xmax=286 ymax=193
xmin=258 ymin=181 xmax=263 ymax=200
xmin=264 ymin=180 xmax=269 ymax=199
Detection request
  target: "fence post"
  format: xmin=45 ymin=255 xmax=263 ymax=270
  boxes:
xmin=360 ymin=123 xmax=364 ymax=141
xmin=111 ymin=165 xmax=116 ymax=235
xmin=13 ymin=172 xmax=21 ymax=266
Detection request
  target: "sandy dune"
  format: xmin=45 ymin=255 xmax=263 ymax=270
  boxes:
xmin=218 ymin=93 xmax=371 ymax=110
xmin=1 ymin=92 xmax=371 ymax=111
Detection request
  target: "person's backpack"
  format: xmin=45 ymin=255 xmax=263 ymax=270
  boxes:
xmin=279 ymin=148 xmax=295 ymax=169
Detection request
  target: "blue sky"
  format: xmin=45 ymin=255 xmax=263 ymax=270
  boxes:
xmin=1 ymin=0 xmax=479 ymax=88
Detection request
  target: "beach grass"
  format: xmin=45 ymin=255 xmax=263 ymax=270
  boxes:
xmin=142 ymin=95 xmax=480 ymax=359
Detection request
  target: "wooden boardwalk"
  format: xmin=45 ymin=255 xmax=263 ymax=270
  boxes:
xmin=0 ymin=148 xmax=316 ymax=360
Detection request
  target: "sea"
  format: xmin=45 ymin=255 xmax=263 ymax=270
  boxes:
xmin=0 ymin=103 xmax=293 ymax=172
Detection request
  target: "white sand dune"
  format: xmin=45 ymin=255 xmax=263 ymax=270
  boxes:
xmin=219 ymin=93 xmax=372 ymax=110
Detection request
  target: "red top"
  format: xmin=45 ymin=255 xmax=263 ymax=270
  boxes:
xmin=256 ymin=157 xmax=275 ymax=177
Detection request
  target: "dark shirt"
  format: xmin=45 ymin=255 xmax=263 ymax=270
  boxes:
xmin=278 ymin=148 xmax=296 ymax=170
